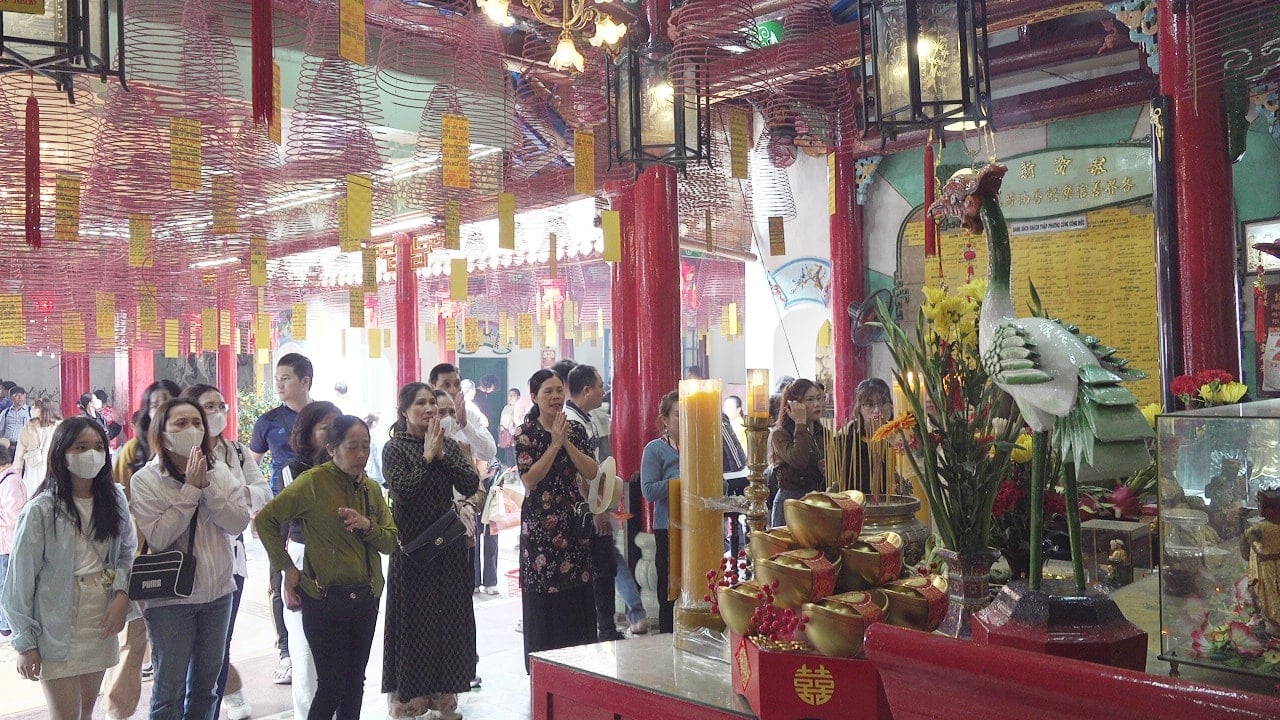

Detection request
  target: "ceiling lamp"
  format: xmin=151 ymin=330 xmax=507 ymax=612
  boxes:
xmin=479 ymin=0 xmax=627 ymax=73
xmin=858 ymin=0 xmax=992 ymax=137
xmin=608 ymin=38 xmax=710 ymax=167
xmin=0 ymin=0 xmax=126 ymax=92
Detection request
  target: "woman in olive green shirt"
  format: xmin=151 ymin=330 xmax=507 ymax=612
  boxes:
xmin=255 ymin=415 xmax=397 ymax=720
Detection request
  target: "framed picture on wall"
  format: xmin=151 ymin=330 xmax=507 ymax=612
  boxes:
xmin=1244 ymin=216 xmax=1280 ymax=271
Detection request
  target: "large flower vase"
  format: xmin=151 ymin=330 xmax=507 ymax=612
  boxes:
xmin=937 ymin=547 xmax=1000 ymax=639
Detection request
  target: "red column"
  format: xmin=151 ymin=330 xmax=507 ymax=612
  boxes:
xmin=1158 ymin=0 xmax=1239 ymax=377
xmin=59 ymin=353 xmax=90 ymax=418
xmin=633 ymin=165 xmax=682 ymax=469
xmin=605 ymin=180 xmax=640 ymax=486
xmin=217 ymin=295 xmax=239 ymax=440
xmin=394 ymin=232 xmax=420 ymax=388
xmin=830 ymin=147 xmax=866 ymax=423
xmin=126 ymin=348 xmax=155 ymax=438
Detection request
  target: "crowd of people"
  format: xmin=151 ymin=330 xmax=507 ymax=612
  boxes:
xmin=0 ymin=357 xmax=876 ymax=720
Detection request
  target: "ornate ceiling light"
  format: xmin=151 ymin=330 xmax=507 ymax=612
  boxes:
xmin=858 ymin=0 xmax=992 ymax=137
xmin=478 ymin=0 xmax=627 ymax=73
xmin=0 ymin=0 xmax=126 ymax=92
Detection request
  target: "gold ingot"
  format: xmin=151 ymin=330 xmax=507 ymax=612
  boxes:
xmin=837 ymin=532 xmax=904 ymax=592
xmin=783 ymin=490 xmax=866 ymax=548
xmin=716 ymin=580 xmax=763 ymax=636
xmin=749 ymin=527 xmax=799 ymax=562
xmin=882 ymin=575 xmax=949 ymax=632
xmin=754 ymin=548 xmax=842 ymax=609
xmin=802 ymin=590 xmax=888 ymax=658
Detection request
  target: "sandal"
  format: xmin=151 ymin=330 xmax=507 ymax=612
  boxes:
xmin=272 ymin=656 xmax=293 ymax=685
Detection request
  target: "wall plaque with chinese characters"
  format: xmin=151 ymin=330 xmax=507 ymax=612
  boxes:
xmin=987 ymin=145 xmax=1152 ymax=221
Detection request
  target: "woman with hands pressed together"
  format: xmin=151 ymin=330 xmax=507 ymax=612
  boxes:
xmin=255 ymin=415 xmax=397 ymax=720
xmin=2 ymin=418 xmax=136 ymax=720
xmin=128 ymin=399 xmax=250 ymax=720
xmin=382 ymin=383 xmax=480 ymax=720
xmin=514 ymin=370 xmax=599 ymax=671
xmin=768 ymin=379 xmax=829 ymax=528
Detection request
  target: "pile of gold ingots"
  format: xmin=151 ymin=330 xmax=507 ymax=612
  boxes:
xmin=718 ymin=490 xmax=949 ymax=658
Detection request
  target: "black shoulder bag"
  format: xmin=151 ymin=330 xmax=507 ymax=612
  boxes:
xmin=129 ymin=509 xmax=199 ymax=600
xmin=311 ymin=483 xmax=377 ymax=618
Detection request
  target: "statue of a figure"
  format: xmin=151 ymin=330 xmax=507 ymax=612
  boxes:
xmin=1241 ymin=484 xmax=1280 ymax=634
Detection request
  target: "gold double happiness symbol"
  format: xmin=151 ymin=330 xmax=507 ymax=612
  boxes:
xmin=793 ymin=664 xmax=835 ymax=706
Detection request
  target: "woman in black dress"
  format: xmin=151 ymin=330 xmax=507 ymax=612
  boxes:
xmin=381 ymin=382 xmax=480 ymax=720
xmin=515 ymin=369 xmax=599 ymax=671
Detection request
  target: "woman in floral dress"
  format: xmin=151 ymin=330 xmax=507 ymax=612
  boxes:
xmin=515 ymin=369 xmax=599 ymax=671
xmin=382 ymin=382 xmax=480 ymax=720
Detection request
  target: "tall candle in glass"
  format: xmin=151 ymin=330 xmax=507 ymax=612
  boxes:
xmin=746 ymin=368 xmax=770 ymax=419
xmin=678 ymin=379 xmax=723 ymax=608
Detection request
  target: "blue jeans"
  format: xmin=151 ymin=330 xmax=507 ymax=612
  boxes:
xmin=0 ymin=554 xmax=9 ymax=632
xmin=213 ymin=574 xmax=246 ymax=716
xmin=144 ymin=593 xmax=234 ymax=720
xmin=614 ymin=548 xmax=645 ymax=625
xmin=770 ymin=487 xmax=807 ymax=529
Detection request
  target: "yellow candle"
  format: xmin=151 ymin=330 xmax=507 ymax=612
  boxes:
xmin=746 ymin=368 xmax=770 ymax=419
xmin=679 ymin=379 xmax=724 ymax=607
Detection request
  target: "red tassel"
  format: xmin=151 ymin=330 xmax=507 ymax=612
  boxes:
xmin=25 ymin=93 xmax=41 ymax=250
xmin=923 ymin=140 xmax=936 ymax=258
xmin=251 ymin=0 xmax=273 ymax=125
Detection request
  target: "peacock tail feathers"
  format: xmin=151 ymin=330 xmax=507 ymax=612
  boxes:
xmin=1053 ymin=365 xmax=1155 ymax=483
xmin=1027 ymin=281 xmax=1147 ymax=382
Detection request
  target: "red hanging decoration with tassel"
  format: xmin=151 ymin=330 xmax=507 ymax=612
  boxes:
xmin=251 ymin=0 xmax=274 ymax=125
xmin=25 ymin=93 xmax=41 ymax=250
xmin=923 ymin=135 xmax=936 ymax=259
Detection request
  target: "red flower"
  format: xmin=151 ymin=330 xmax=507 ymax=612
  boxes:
xmin=1106 ymin=485 xmax=1141 ymax=520
xmin=1196 ymin=369 xmax=1234 ymax=386
xmin=1169 ymin=375 xmax=1201 ymax=399
xmin=992 ymin=480 xmax=1025 ymax=518
xmin=1043 ymin=490 xmax=1066 ymax=518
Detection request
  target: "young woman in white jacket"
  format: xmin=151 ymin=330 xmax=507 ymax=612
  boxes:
xmin=130 ymin=399 xmax=250 ymax=720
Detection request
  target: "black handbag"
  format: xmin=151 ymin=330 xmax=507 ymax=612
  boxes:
xmin=569 ymin=501 xmax=594 ymax=541
xmin=400 ymin=507 xmax=467 ymax=565
xmin=320 ymin=582 xmax=376 ymax=618
xmin=129 ymin=510 xmax=199 ymax=601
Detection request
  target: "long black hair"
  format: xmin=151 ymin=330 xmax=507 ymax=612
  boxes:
xmin=130 ymin=380 xmax=182 ymax=473
xmin=525 ymin=369 xmax=558 ymax=424
xmin=289 ymin=401 xmax=341 ymax=466
xmin=38 ymin=418 xmax=126 ymax=542
xmin=390 ymin=382 xmax=432 ymax=435
xmin=148 ymin=399 xmax=216 ymax=481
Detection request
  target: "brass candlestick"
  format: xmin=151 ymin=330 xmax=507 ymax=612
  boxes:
xmin=743 ymin=415 xmax=772 ymax=548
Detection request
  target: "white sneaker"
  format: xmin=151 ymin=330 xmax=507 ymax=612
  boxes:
xmin=482 ymin=586 xmax=500 ymax=595
xmin=224 ymin=689 xmax=253 ymax=720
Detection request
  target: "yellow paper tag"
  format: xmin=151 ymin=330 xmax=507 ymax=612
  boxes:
xmin=498 ymin=193 xmax=515 ymax=250
xmin=498 ymin=311 xmax=510 ymax=345
xmin=445 ymin=201 xmax=461 ymax=250
xmin=54 ymin=173 xmax=80 ymax=242
xmin=338 ymin=0 xmax=367 ymax=65
xmin=362 ymin=246 xmax=377 ymax=290
xmin=442 ymin=114 xmax=471 ymax=189
xmin=451 ymin=258 xmax=468 ymax=301
xmin=349 ymin=289 xmax=365 ymax=328
xmin=128 ymin=214 xmax=154 ymax=269
xmin=61 ymin=311 xmax=84 ymax=353
xmin=138 ymin=284 xmax=158 ymax=335
xmin=464 ymin=317 xmax=481 ymax=350
xmin=219 ymin=310 xmax=232 ymax=347
xmin=383 ymin=328 xmax=392 ymax=350
xmin=337 ymin=197 xmax=354 ymax=252
xmin=201 ymin=309 xmax=218 ymax=352
xmin=347 ymin=174 xmax=372 ymax=243
xmin=444 ymin=317 xmax=458 ymax=351
xmin=574 ymin=130 xmax=595 ymax=195
xmin=705 ymin=207 xmax=714 ymax=252
xmin=596 ymin=309 xmax=604 ymax=339
xmin=728 ymin=302 xmax=738 ymax=336
xmin=768 ymin=216 xmax=785 ymax=256
xmin=213 ymin=176 xmax=238 ymax=234
xmin=292 ymin=303 xmax=307 ymax=341
xmin=601 ymin=210 xmax=620 ymax=262
xmin=164 ymin=319 xmax=180 ymax=359
xmin=270 ymin=62 xmax=283 ymax=145
xmin=729 ymin=108 xmax=750 ymax=179
xmin=828 ymin=152 xmax=837 ymax=216
xmin=0 ymin=295 xmax=25 ymax=347
xmin=368 ymin=327 xmax=381 ymax=358
xmin=96 ymin=292 xmax=115 ymax=341
xmin=548 ymin=233 xmax=558 ymax=278
xmin=257 ymin=312 xmax=271 ymax=352
xmin=170 ymin=118 xmax=202 ymax=191
xmin=517 ymin=313 xmax=534 ymax=349
xmin=250 ymin=237 xmax=268 ymax=287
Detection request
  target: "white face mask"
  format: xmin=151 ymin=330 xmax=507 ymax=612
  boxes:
xmin=164 ymin=427 xmax=205 ymax=457
xmin=439 ymin=416 xmax=458 ymax=436
xmin=206 ymin=411 xmax=227 ymax=437
xmin=66 ymin=449 xmax=106 ymax=479
xmin=91 ymin=397 xmax=103 ymax=410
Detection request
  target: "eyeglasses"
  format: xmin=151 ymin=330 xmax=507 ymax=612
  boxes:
xmin=201 ymin=403 xmax=229 ymax=413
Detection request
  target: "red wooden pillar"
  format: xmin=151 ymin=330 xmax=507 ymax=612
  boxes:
xmin=830 ymin=146 xmax=866 ymax=423
xmin=1158 ymin=0 xmax=1240 ymax=377
xmin=217 ymin=292 xmax=239 ymax=440
xmin=394 ymin=232 xmax=420 ymax=388
xmin=126 ymin=348 xmax=155 ymax=438
xmin=605 ymin=180 xmax=642 ymax=506
xmin=59 ymin=353 xmax=89 ymax=418
xmin=633 ymin=164 xmax=681 ymax=467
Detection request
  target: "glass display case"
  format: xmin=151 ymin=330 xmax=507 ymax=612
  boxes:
xmin=1157 ymin=400 xmax=1280 ymax=678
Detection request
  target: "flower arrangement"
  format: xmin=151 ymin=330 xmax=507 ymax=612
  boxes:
xmin=1188 ymin=577 xmax=1280 ymax=672
xmin=1170 ymin=369 xmax=1249 ymax=409
xmin=875 ymin=279 xmax=1024 ymax=556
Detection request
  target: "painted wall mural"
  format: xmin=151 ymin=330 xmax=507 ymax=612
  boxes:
xmin=768 ymin=258 xmax=833 ymax=309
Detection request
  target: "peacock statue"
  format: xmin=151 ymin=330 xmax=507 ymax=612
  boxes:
xmin=928 ymin=163 xmax=1154 ymax=593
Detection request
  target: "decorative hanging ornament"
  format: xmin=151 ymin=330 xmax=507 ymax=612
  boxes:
xmin=963 ymin=241 xmax=977 ymax=280
xmin=923 ymin=135 xmax=936 ymax=258
xmin=25 ymin=92 xmax=41 ymax=249
xmin=251 ymin=0 xmax=274 ymax=125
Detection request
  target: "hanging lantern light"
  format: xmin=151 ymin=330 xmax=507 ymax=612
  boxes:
xmin=858 ymin=0 xmax=992 ymax=137
xmin=608 ymin=37 xmax=710 ymax=168
xmin=0 ymin=0 xmax=127 ymax=92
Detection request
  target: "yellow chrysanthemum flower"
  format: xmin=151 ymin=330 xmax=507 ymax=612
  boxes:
xmin=1216 ymin=381 xmax=1248 ymax=404
xmin=1010 ymin=433 xmax=1034 ymax=464
xmin=1140 ymin=403 xmax=1162 ymax=429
